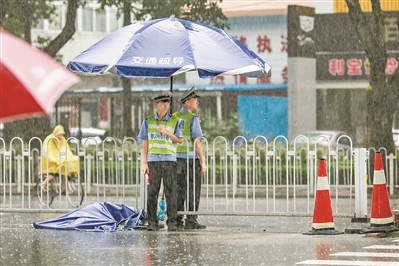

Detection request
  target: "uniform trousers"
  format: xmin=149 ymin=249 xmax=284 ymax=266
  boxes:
xmin=176 ymin=158 xmax=202 ymax=224
xmin=147 ymin=161 xmax=177 ymax=228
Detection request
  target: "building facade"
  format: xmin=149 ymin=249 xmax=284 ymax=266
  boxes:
xmin=27 ymin=1 xmax=399 ymax=145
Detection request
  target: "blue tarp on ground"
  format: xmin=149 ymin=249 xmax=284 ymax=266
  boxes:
xmin=32 ymin=202 xmax=145 ymax=232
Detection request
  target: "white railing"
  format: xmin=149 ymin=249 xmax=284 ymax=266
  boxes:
xmin=1 ymin=135 xmax=395 ymax=218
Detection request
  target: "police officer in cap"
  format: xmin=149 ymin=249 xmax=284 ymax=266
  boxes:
xmin=174 ymin=87 xmax=207 ymax=230
xmin=138 ymin=91 xmax=183 ymax=231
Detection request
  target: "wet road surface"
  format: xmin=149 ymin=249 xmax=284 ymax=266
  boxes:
xmin=1 ymin=212 xmax=399 ymax=265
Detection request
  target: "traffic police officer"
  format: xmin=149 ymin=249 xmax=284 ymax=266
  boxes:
xmin=175 ymin=87 xmax=207 ymax=229
xmin=138 ymin=91 xmax=183 ymax=231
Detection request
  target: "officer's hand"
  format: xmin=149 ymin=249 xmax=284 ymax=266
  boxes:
xmin=142 ymin=163 xmax=149 ymax=175
xmin=200 ymin=163 xmax=207 ymax=174
xmin=158 ymin=126 xmax=167 ymax=135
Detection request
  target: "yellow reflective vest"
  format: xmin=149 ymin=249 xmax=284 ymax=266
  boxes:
xmin=173 ymin=111 xmax=195 ymax=154
xmin=147 ymin=114 xmax=179 ymax=155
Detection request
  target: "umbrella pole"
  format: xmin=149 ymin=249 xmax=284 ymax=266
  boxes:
xmin=170 ymin=76 xmax=173 ymax=113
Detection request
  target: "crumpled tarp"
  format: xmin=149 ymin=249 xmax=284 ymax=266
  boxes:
xmin=32 ymin=202 xmax=146 ymax=232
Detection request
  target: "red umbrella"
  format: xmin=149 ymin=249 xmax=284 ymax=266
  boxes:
xmin=0 ymin=28 xmax=80 ymax=121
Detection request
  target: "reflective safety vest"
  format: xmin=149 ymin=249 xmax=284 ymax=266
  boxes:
xmin=147 ymin=115 xmax=179 ymax=155
xmin=174 ymin=111 xmax=195 ymax=153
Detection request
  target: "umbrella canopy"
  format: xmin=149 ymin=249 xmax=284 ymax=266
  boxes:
xmin=0 ymin=28 xmax=80 ymax=122
xmin=33 ymin=202 xmax=145 ymax=231
xmin=68 ymin=16 xmax=271 ymax=80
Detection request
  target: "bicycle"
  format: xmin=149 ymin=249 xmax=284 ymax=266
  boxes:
xmin=35 ymin=173 xmax=84 ymax=208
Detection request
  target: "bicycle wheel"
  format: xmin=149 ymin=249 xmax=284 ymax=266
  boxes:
xmin=65 ymin=175 xmax=84 ymax=208
xmin=35 ymin=175 xmax=55 ymax=206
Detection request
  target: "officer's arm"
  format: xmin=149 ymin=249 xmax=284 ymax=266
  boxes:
xmin=162 ymin=119 xmax=183 ymax=144
xmin=165 ymin=131 xmax=183 ymax=144
xmin=194 ymin=138 xmax=207 ymax=174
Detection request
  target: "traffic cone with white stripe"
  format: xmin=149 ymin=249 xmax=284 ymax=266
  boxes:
xmin=304 ymin=158 xmax=342 ymax=235
xmin=361 ymin=152 xmax=398 ymax=234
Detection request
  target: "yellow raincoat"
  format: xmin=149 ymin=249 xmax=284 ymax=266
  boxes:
xmin=41 ymin=125 xmax=78 ymax=175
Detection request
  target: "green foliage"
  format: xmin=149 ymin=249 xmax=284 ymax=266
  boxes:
xmin=96 ymin=0 xmax=141 ymax=20
xmin=135 ymin=0 xmax=229 ymax=29
xmin=0 ymin=0 xmax=56 ymax=38
xmin=198 ymin=157 xmax=353 ymax=186
xmin=97 ymin=0 xmax=229 ymax=29
xmin=181 ymin=0 xmax=229 ymax=29
xmin=35 ymin=36 xmax=64 ymax=63
xmin=201 ymin=109 xmax=239 ymax=141
xmin=0 ymin=0 xmax=70 ymax=61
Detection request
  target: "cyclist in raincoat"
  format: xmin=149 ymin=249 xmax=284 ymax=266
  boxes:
xmin=41 ymin=125 xmax=78 ymax=191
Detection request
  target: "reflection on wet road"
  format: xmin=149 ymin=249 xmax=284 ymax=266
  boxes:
xmin=1 ymin=212 xmax=399 ymax=265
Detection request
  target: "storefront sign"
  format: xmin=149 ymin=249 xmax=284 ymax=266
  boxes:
xmin=186 ymin=15 xmax=288 ymax=85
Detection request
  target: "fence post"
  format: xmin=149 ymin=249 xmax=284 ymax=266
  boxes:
xmin=16 ymin=154 xmax=22 ymax=193
xmin=308 ymin=151 xmax=316 ymax=194
xmin=0 ymin=150 xmax=3 ymax=184
xmin=138 ymin=153 xmax=146 ymax=210
xmin=354 ymin=148 xmax=368 ymax=218
xmin=345 ymin=148 xmax=369 ymax=234
xmin=232 ymin=153 xmax=237 ymax=196
xmin=387 ymin=153 xmax=395 ymax=195
xmin=86 ymin=154 xmax=93 ymax=193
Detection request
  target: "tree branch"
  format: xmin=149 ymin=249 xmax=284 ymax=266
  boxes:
xmin=371 ymin=0 xmax=387 ymax=57
xmin=345 ymin=0 xmax=382 ymax=61
xmin=43 ymin=0 xmax=78 ymax=57
xmin=23 ymin=0 xmax=32 ymax=43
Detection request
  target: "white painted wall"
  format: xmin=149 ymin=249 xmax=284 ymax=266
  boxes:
xmin=312 ymin=0 xmax=334 ymax=14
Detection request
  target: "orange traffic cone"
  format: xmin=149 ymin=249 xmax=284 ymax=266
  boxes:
xmin=361 ymin=152 xmax=398 ymax=234
xmin=304 ymin=159 xmax=342 ymax=235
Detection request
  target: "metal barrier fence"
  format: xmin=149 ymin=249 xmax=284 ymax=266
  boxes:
xmin=0 ymin=135 xmax=397 ymax=218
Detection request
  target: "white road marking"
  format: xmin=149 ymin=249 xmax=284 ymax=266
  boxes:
xmin=331 ymin=251 xmax=399 ymax=258
xmin=296 ymin=260 xmax=399 ymax=265
xmin=297 ymin=240 xmax=399 ymax=265
xmin=364 ymin=245 xmax=399 ymax=250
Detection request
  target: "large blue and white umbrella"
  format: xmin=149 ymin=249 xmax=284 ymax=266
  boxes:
xmin=68 ymin=16 xmax=271 ymax=83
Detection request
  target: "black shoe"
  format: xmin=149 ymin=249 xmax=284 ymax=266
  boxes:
xmin=177 ymin=224 xmax=185 ymax=231
xmin=185 ymin=222 xmax=206 ymax=230
xmin=177 ymin=220 xmax=185 ymax=230
xmin=147 ymin=224 xmax=159 ymax=231
xmin=168 ymin=225 xmax=177 ymax=231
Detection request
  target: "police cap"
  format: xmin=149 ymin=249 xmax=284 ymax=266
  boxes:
xmin=178 ymin=87 xmax=200 ymax=103
xmin=151 ymin=91 xmax=173 ymax=103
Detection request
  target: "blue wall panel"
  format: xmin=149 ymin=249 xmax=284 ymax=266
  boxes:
xmin=238 ymin=95 xmax=287 ymax=140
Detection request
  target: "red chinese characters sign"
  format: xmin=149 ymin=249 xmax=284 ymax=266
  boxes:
xmin=318 ymin=53 xmax=399 ymax=81
xmin=186 ymin=16 xmax=288 ymax=86
xmin=209 ymin=34 xmax=288 ymax=85
xmin=329 ymin=58 xmax=397 ymax=76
